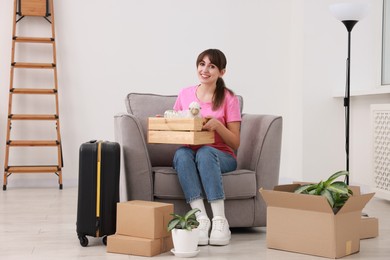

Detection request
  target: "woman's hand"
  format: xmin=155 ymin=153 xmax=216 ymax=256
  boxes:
xmin=203 ymin=117 xmax=240 ymax=150
xmin=202 ymin=117 xmax=222 ymax=131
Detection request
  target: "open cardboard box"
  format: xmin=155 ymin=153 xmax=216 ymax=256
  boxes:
xmin=259 ymin=184 xmax=375 ymax=259
xmin=148 ymin=117 xmax=214 ymax=145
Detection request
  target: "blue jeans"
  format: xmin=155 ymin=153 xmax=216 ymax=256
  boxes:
xmin=173 ymin=146 xmax=237 ymax=203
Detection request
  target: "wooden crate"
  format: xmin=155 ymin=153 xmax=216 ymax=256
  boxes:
xmin=148 ymin=117 xmax=214 ymax=145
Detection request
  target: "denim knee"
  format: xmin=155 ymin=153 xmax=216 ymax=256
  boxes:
xmin=173 ymin=147 xmax=194 ymax=168
xmin=195 ymin=146 xmax=218 ymax=164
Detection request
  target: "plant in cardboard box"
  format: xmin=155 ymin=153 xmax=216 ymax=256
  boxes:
xmin=167 ymin=208 xmax=200 ymax=257
xmin=294 ymin=170 xmax=353 ymax=214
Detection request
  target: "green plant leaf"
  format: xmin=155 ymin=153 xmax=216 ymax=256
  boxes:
xmin=294 ymin=184 xmax=317 ymax=194
xmin=315 ymin=181 xmax=325 ymax=195
xmin=187 ymin=214 xmax=197 ymax=221
xmin=187 ymin=219 xmax=199 ymax=230
xmin=184 ymin=208 xmax=200 ymax=221
xmin=324 ymin=170 xmax=348 ymax=186
xmin=321 ymin=189 xmax=334 ymax=208
xmin=334 ymin=195 xmax=349 ymax=208
xmin=327 ymin=181 xmax=349 ymax=194
xmin=170 ymin=213 xmax=182 ymax=219
xmin=167 ymin=218 xmax=181 ymax=232
xmin=179 ymin=219 xmax=186 ymax=229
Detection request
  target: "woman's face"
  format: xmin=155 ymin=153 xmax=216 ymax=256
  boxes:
xmin=197 ymin=56 xmax=225 ymax=86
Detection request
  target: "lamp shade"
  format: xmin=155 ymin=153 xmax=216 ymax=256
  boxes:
xmin=329 ymin=3 xmax=369 ymax=21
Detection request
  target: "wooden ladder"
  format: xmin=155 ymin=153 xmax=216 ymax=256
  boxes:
xmin=3 ymin=0 xmax=63 ymax=190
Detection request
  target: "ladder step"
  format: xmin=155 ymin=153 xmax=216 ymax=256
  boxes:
xmin=8 ymin=140 xmax=60 ymax=147
xmin=9 ymin=114 xmax=58 ymax=120
xmin=14 ymin=36 xmax=54 ymax=43
xmin=12 ymin=62 xmax=55 ymax=69
xmin=6 ymin=166 xmax=60 ymax=173
xmin=11 ymin=88 xmax=57 ymax=94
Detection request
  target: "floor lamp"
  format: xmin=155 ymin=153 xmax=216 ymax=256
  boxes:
xmin=329 ymin=3 xmax=369 ymax=185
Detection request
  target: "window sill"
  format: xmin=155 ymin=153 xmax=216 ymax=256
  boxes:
xmin=333 ymin=86 xmax=390 ymax=97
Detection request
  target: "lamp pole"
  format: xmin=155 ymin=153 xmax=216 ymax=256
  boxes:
xmin=342 ymin=20 xmax=358 ymax=185
xmin=330 ymin=3 xmax=369 ymax=185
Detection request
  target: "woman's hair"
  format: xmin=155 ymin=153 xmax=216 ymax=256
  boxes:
xmin=196 ymin=49 xmax=234 ymax=110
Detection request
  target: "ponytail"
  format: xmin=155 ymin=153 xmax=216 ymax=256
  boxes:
xmin=213 ymin=78 xmax=226 ymax=110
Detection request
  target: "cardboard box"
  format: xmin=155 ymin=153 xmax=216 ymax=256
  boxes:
xmin=107 ymin=234 xmax=173 ymax=257
xmin=259 ymin=184 xmax=375 ymax=259
xmin=116 ymin=200 xmax=173 ymax=239
xmin=360 ymin=216 xmax=379 ymax=239
xmin=148 ymin=117 xmax=214 ymax=145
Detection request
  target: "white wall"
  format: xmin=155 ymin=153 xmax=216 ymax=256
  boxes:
xmin=0 ymin=0 xmax=293 ymax=188
xmin=0 ymin=0 xmax=387 ymax=189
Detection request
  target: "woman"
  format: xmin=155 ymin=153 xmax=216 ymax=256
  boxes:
xmin=173 ymin=49 xmax=241 ymax=246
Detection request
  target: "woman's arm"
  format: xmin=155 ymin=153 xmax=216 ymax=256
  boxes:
xmin=202 ymin=119 xmax=240 ymax=150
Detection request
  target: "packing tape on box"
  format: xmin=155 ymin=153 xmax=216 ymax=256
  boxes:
xmin=346 ymin=241 xmax=352 ymax=255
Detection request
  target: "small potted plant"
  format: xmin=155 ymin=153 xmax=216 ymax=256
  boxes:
xmin=294 ymin=170 xmax=353 ymax=214
xmin=167 ymin=208 xmax=200 ymax=257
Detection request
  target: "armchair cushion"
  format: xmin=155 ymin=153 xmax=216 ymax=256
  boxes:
xmin=153 ymin=167 xmax=257 ymax=200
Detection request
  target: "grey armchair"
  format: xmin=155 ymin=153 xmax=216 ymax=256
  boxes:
xmin=114 ymin=93 xmax=282 ymax=227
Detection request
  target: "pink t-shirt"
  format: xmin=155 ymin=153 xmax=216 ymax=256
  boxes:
xmin=173 ymin=85 xmax=242 ymax=157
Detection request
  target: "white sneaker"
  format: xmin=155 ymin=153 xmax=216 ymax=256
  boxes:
xmin=195 ymin=216 xmax=211 ymax=245
xmin=209 ymin=216 xmax=231 ymax=246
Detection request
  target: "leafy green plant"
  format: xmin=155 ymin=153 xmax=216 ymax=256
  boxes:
xmin=167 ymin=208 xmax=200 ymax=232
xmin=294 ymin=171 xmax=353 ymax=213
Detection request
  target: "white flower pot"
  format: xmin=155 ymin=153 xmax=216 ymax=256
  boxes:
xmin=171 ymin=228 xmax=199 ymax=253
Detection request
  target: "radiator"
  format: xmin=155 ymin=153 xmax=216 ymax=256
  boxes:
xmin=371 ymin=104 xmax=390 ymax=200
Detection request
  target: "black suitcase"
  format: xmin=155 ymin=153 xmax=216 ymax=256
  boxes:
xmin=76 ymin=140 xmax=120 ymax=247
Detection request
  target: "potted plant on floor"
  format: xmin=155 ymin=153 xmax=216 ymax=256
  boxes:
xmin=167 ymin=208 xmax=200 ymax=257
xmin=294 ymin=170 xmax=353 ymax=214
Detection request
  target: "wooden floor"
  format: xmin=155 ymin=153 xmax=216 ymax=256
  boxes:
xmin=0 ymin=187 xmax=389 ymax=259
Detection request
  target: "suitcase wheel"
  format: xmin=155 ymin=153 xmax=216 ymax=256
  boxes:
xmin=102 ymin=236 xmax=107 ymax=246
xmin=78 ymin=235 xmax=88 ymax=247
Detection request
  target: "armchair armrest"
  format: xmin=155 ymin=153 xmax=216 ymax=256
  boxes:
xmin=237 ymin=114 xmax=283 ymax=190
xmin=114 ymin=113 xmax=153 ymax=201
xmin=237 ymin=114 xmax=282 ymax=226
